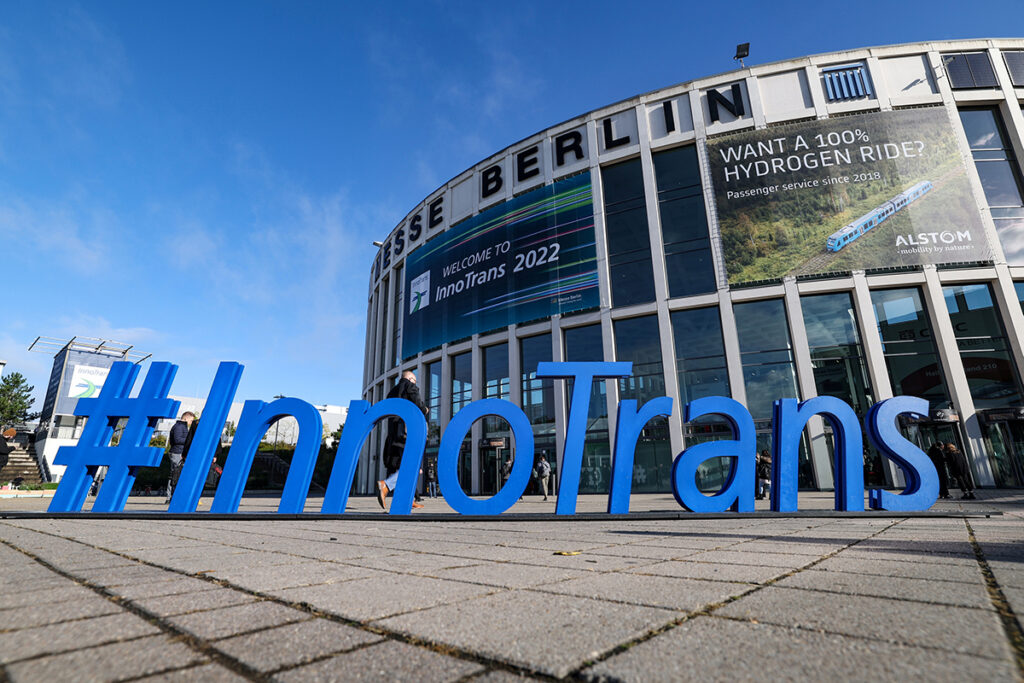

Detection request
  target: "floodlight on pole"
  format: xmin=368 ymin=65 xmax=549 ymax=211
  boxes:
xmin=734 ymin=43 xmax=750 ymax=69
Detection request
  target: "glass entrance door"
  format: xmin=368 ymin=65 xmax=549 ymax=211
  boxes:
xmin=982 ymin=420 xmax=1024 ymax=487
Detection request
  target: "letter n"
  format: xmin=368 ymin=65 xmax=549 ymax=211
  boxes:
xmin=210 ymin=398 xmax=324 ymax=514
xmin=671 ymin=397 xmax=755 ymax=513
xmin=772 ymin=396 xmax=863 ymax=512
xmin=320 ymin=399 xmax=427 ymax=514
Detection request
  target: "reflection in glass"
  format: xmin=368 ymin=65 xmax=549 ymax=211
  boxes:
xmin=602 ymin=159 xmax=656 ymax=306
xmin=733 ymin=299 xmax=814 ymax=488
xmin=521 ymin=334 xmax=556 ymax=494
xmin=801 ymin=293 xmax=883 ymax=485
xmin=450 ymin=352 xmax=473 ymax=490
xmin=653 ymin=146 xmax=715 ymax=298
xmin=481 ymin=344 xmax=510 ymax=495
xmin=614 ymin=316 xmax=672 ymax=493
xmin=870 ymin=287 xmax=951 ymax=408
xmin=943 ymin=283 xmax=1024 ymax=410
xmin=564 ymin=324 xmax=610 ymax=493
xmin=671 ymin=307 xmax=732 ymax=490
xmin=959 ymin=108 xmax=1024 ymax=263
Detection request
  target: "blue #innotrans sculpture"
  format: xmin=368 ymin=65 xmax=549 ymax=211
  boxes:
xmin=48 ymin=360 xmax=939 ymax=516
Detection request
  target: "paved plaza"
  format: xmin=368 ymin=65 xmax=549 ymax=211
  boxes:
xmin=1 ymin=491 xmax=1023 ymax=681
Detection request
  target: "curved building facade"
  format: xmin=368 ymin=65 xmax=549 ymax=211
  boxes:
xmin=361 ymin=38 xmax=1024 ymax=497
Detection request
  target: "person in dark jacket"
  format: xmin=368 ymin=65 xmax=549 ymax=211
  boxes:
xmin=166 ymin=411 xmax=195 ymax=502
xmin=945 ymin=442 xmax=975 ymax=500
xmin=377 ymin=371 xmax=428 ymax=510
xmin=927 ymin=442 xmax=950 ymax=499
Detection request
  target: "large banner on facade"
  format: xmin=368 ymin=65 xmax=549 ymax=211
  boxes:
xmin=402 ymin=172 xmax=598 ymax=358
xmin=708 ymin=108 xmax=990 ymax=284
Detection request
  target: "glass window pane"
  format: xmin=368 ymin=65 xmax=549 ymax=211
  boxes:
xmin=1004 ymin=51 xmax=1024 ymax=87
xmin=653 ymin=146 xmax=715 ymax=298
xmin=450 ymin=352 xmax=473 ymax=489
xmin=520 ymin=334 xmax=556 ymax=492
xmin=614 ymin=315 xmax=671 ymax=492
xmin=943 ymin=284 xmax=1024 ymax=409
xmin=564 ymin=324 xmax=610 ymax=493
xmin=959 ymin=109 xmax=1006 ymax=150
xmin=975 ymin=162 xmax=1024 ymax=208
xmin=733 ymin=299 xmax=799 ymax=419
xmin=602 ymin=159 xmax=655 ymax=307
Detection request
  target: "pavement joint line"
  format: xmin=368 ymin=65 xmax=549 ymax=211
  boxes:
xmin=0 ymin=524 xmax=565 ymax=680
xmin=562 ymin=518 xmax=904 ymax=678
xmin=0 ymin=537 xmax=268 ymax=682
xmin=964 ymin=518 xmax=1024 ymax=678
xmin=0 ymin=509 xmax=1002 ymax=521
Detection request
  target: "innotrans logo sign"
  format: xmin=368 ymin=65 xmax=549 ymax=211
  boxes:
xmin=47 ymin=360 xmax=942 ymax=516
xmin=409 ymin=271 xmax=430 ymax=313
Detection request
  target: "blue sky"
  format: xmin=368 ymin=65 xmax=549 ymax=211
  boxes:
xmin=2 ymin=0 xmax=1023 ymax=409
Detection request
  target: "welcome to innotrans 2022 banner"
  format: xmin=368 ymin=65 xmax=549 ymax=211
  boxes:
xmin=402 ymin=172 xmax=599 ymax=358
xmin=708 ymin=107 xmax=991 ymax=285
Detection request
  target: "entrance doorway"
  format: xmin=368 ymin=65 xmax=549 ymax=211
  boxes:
xmin=980 ymin=415 xmax=1024 ymax=487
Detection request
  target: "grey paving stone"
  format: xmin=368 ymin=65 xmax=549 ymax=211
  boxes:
xmin=814 ymin=555 xmax=984 ymax=583
xmin=726 ymin=540 xmax=844 ymax=556
xmin=0 ymin=583 xmax=98 ymax=610
xmin=165 ymin=601 xmax=310 ymax=641
xmin=837 ymin=546 xmax=982 ymax=566
xmin=0 ymin=612 xmax=159 ymax=664
xmin=273 ymin=638 xmax=484 ymax=682
xmin=4 ymin=634 xmax=205 ymax=682
xmin=428 ymin=562 xmax=591 ymax=589
xmin=775 ymin=567 xmax=994 ymax=608
xmin=533 ymin=572 xmax=751 ymax=611
xmin=584 ymin=615 xmax=1018 ymax=682
xmin=583 ymin=544 xmax=706 ymax=560
xmin=70 ymin=563 xmax=183 ymax=587
xmin=0 ymin=596 xmax=122 ymax=631
xmin=377 ymin=590 xmax=678 ymax=678
xmin=272 ymin=574 xmax=496 ymax=622
xmin=132 ymin=586 xmax=257 ymax=616
xmin=626 ymin=560 xmax=791 ymax=584
xmin=213 ymin=617 xmax=383 ymax=672
xmin=343 ymin=552 xmax=482 ymax=574
xmin=136 ymin=662 xmax=250 ymax=681
xmin=688 ymin=549 xmax=820 ymax=569
xmin=987 ymin=561 xmax=1024 ymax=590
xmin=716 ymin=586 xmax=1010 ymax=659
xmin=108 ymin=576 xmax=223 ymax=600
xmin=211 ymin=561 xmax=380 ymax=592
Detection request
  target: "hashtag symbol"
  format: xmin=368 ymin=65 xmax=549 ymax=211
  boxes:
xmin=49 ymin=361 xmax=180 ymax=513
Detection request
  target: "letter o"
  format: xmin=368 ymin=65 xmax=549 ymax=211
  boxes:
xmin=437 ymin=399 xmax=534 ymax=515
xmin=941 ymin=232 xmax=954 ymax=244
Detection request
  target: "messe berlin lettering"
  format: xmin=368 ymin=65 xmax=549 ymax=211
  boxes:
xmin=48 ymin=360 xmax=939 ymax=516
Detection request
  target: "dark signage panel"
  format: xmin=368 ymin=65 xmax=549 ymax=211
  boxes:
xmin=402 ymin=172 xmax=598 ymax=358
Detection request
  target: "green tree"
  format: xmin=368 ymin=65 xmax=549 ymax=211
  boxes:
xmin=0 ymin=372 xmax=38 ymax=429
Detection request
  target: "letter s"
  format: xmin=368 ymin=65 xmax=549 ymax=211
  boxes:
xmin=865 ymin=396 xmax=937 ymax=511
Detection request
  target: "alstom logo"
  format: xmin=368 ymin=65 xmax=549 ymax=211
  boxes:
xmin=410 ymin=272 xmax=430 ymax=313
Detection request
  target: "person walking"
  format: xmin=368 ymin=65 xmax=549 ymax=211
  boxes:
xmin=535 ymin=454 xmax=551 ymax=501
xmin=945 ymin=442 xmax=975 ymax=500
xmin=377 ymin=370 xmax=428 ymax=511
xmin=756 ymin=450 xmax=772 ymax=500
xmin=927 ymin=441 xmax=950 ymax=499
xmin=166 ymin=411 xmax=195 ymax=503
xmin=425 ymin=455 xmax=439 ymax=498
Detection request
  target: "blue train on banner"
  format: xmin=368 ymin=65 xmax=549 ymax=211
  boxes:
xmin=49 ymin=361 xmax=940 ymax=516
xmin=826 ymin=180 xmax=933 ymax=252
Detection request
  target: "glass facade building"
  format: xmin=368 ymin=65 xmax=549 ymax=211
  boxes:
xmin=361 ymin=39 xmax=1024 ymax=497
